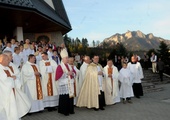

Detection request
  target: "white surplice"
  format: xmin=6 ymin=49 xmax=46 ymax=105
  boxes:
xmin=78 ymin=62 xmax=88 ymax=95
xmin=104 ymin=65 xmax=120 ymax=105
xmin=39 ymin=59 xmax=59 ymax=107
xmin=118 ymin=68 xmax=134 ymax=99
xmin=0 ymin=64 xmax=31 ymax=120
xmin=127 ymin=62 xmax=144 ymax=83
xmin=21 ymin=61 xmax=44 ymax=113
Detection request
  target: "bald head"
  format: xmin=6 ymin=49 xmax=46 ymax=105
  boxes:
xmin=0 ymin=54 xmax=10 ymax=66
xmin=84 ymin=56 xmax=91 ymax=64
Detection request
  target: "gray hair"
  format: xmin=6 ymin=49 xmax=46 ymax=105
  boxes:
xmin=3 ymin=50 xmax=12 ymax=55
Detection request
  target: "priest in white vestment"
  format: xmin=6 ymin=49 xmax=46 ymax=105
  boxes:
xmin=77 ymin=55 xmax=106 ymax=110
xmin=0 ymin=54 xmax=31 ymax=120
xmin=119 ymin=62 xmax=134 ymax=104
xmin=104 ymin=60 xmax=120 ymax=105
xmin=21 ymin=54 xmax=44 ymax=113
xmin=127 ymin=56 xmax=144 ymax=98
xmin=3 ymin=50 xmax=20 ymax=80
xmin=39 ymin=52 xmax=58 ymax=111
xmin=78 ymin=56 xmax=90 ymax=95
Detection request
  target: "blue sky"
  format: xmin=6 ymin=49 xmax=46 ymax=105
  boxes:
xmin=62 ymin=0 xmax=170 ymax=45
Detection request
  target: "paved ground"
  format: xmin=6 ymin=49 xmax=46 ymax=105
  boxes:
xmin=22 ymin=69 xmax=170 ymax=120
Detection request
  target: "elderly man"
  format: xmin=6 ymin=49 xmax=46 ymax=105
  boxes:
xmin=39 ymin=52 xmax=58 ymax=111
xmin=127 ymin=56 xmax=144 ymax=98
xmin=3 ymin=50 xmax=20 ymax=79
xmin=104 ymin=60 xmax=120 ymax=105
xmin=78 ymin=56 xmax=91 ymax=94
xmin=21 ymin=54 xmax=44 ymax=113
xmin=77 ymin=55 xmax=105 ymax=111
xmin=55 ymin=49 xmax=75 ymax=116
xmin=0 ymin=54 xmax=30 ymax=120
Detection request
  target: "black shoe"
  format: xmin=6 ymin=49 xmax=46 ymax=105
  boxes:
xmin=70 ymin=112 xmax=75 ymax=114
xmin=27 ymin=113 xmax=32 ymax=116
xmin=100 ymin=107 xmax=105 ymax=110
xmin=64 ymin=113 xmax=69 ymax=116
xmin=38 ymin=111 xmax=43 ymax=113
xmin=127 ymin=100 xmax=132 ymax=103
xmin=48 ymin=109 xmax=53 ymax=112
xmin=136 ymin=96 xmax=140 ymax=99
xmin=52 ymin=107 xmax=57 ymax=111
xmin=93 ymin=108 xmax=99 ymax=111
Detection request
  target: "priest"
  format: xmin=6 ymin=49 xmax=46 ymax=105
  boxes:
xmin=39 ymin=52 xmax=58 ymax=111
xmin=77 ymin=55 xmax=105 ymax=110
xmin=55 ymin=48 xmax=75 ymax=116
xmin=21 ymin=54 xmax=44 ymax=113
xmin=127 ymin=56 xmax=144 ymax=98
xmin=0 ymin=54 xmax=31 ymax=120
xmin=104 ymin=60 xmax=120 ymax=105
xmin=3 ymin=50 xmax=20 ymax=79
xmin=78 ymin=55 xmax=91 ymax=95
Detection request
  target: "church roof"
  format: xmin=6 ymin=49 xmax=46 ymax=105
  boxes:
xmin=0 ymin=0 xmax=71 ymax=33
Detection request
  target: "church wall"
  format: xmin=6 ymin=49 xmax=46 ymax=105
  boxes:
xmin=23 ymin=31 xmax=64 ymax=46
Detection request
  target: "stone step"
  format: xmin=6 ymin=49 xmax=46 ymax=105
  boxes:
xmin=143 ymin=87 xmax=164 ymax=93
xmin=131 ymin=69 xmax=170 ymax=93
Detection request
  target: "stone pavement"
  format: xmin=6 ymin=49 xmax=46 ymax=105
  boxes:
xmin=22 ymin=69 xmax=170 ymax=120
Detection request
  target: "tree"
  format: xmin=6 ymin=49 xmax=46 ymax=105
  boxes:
xmin=63 ymin=34 xmax=71 ymax=46
xmin=108 ymin=48 xmax=117 ymax=60
xmin=157 ymin=41 xmax=170 ymax=64
xmin=82 ymin=38 xmax=89 ymax=48
xmin=96 ymin=40 xmax=100 ymax=47
xmin=92 ymin=40 xmax=95 ymax=47
xmin=116 ymin=43 xmax=127 ymax=57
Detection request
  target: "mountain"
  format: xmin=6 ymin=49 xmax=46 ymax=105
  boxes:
xmin=99 ymin=30 xmax=170 ymax=51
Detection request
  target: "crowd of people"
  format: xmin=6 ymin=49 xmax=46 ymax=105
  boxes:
xmin=0 ymin=38 xmax=164 ymax=120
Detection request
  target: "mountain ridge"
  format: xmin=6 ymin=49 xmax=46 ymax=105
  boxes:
xmin=99 ymin=30 xmax=170 ymax=51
